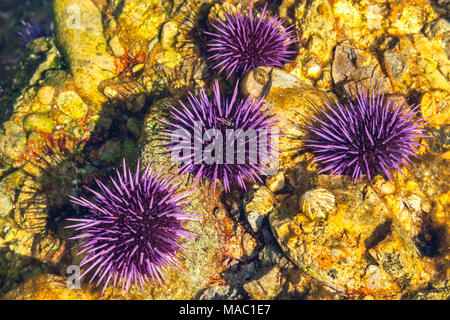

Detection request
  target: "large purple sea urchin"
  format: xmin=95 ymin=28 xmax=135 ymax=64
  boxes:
xmin=160 ymin=80 xmax=279 ymax=192
xmin=205 ymin=3 xmax=297 ymax=79
xmin=66 ymin=159 xmax=198 ymax=293
xmin=304 ymin=88 xmax=427 ymax=182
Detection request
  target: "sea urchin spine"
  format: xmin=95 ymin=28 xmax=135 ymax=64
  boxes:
xmin=304 ymin=88 xmax=428 ymax=182
xmin=66 ymin=159 xmax=198 ymax=294
xmin=205 ymin=3 xmax=297 ymax=79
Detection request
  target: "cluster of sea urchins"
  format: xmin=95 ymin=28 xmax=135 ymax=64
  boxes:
xmin=65 ymin=3 xmax=429 ymax=295
xmin=205 ymin=3 xmax=297 ymax=79
xmin=160 ymin=80 xmax=279 ymax=192
xmin=304 ymin=88 xmax=427 ymax=183
xmin=66 ymin=159 xmax=198 ymax=293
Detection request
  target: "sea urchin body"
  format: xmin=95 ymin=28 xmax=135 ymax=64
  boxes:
xmin=304 ymin=88 xmax=427 ymax=182
xmin=160 ymin=80 xmax=279 ymax=192
xmin=17 ymin=17 xmax=51 ymax=49
xmin=66 ymin=159 xmax=198 ymax=293
xmin=205 ymin=4 xmax=297 ymax=79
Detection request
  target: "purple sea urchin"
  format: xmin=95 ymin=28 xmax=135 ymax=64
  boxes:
xmin=17 ymin=18 xmax=52 ymax=49
xmin=304 ymin=88 xmax=427 ymax=182
xmin=160 ymin=80 xmax=279 ymax=192
xmin=205 ymin=3 xmax=297 ymax=79
xmin=66 ymin=159 xmax=198 ymax=293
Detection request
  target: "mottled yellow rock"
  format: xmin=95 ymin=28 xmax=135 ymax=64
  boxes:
xmin=36 ymin=86 xmax=56 ymax=105
xmin=296 ymin=0 xmax=336 ymax=64
xmin=160 ymin=21 xmax=178 ymax=50
xmin=391 ymin=4 xmax=430 ymax=34
xmin=117 ymin=0 xmax=167 ymax=44
xmin=53 ymin=0 xmax=116 ymax=107
xmin=56 ymin=91 xmax=88 ymax=119
xmin=23 ymin=114 xmax=56 ymax=133
xmin=420 ymin=91 xmax=450 ymax=127
xmin=108 ymin=36 xmax=125 ymax=57
xmin=1 ymin=274 xmax=96 ymax=300
xmin=0 ymin=122 xmax=27 ymax=163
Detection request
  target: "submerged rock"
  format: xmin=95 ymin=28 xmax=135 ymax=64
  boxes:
xmin=270 ymin=178 xmax=432 ymax=298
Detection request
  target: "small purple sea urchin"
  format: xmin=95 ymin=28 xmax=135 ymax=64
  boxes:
xmin=17 ymin=17 xmax=52 ymax=49
xmin=160 ymin=80 xmax=279 ymax=192
xmin=304 ymin=88 xmax=428 ymax=182
xmin=66 ymin=159 xmax=198 ymax=293
xmin=205 ymin=3 xmax=297 ymax=79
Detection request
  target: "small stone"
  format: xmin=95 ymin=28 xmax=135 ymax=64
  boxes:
xmin=160 ymin=21 xmax=178 ymax=50
xmin=23 ymin=114 xmax=56 ymax=133
xmin=103 ymin=86 xmax=119 ymax=99
xmin=243 ymin=265 xmax=282 ymax=300
xmin=126 ymin=118 xmax=141 ymax=137
xmin=131 ymin=64 xmax=145 ymax=74
xmin=199 ymin=285 xmax=245 ymax=300
xmin=266 ymin=172 xmax=285 ymax=193
xmin=128 ymin=94 xmax=146 ymax=113
xmin=392 ymin=5 xmax=429 ymax=35
xmin=421 ymin=200 xmax=432 ymax=213
xmin=332 ymin=44 xmax=391 ymax=98
xmin=259 ymin=243 xmax=285 ymax=267
xmin=244 ymin=186 xmax=274 ymax=233
xmin=423 ymin=18 xmax=450 ymax=57
xmin=381 ymin=181 xmax=396 ymax=195
xmin=36 ymin=86 xmax=56 ymax=105
xmin=242 ymin=233 xmax=258 ymax=259
xmin=0 ymin=188 xmax=13 ymax=217
xmin=99 ymin=140 xmax=122 ymax=164
xmin=420 ymin=91 xmax=449 ymax=127
xmin=108 ymin=36 xmax=125 ymax=57
xmin=0 ymin=123 xmax=27 ymax=162
xmin=303 ymin=56 xmax=321 ymax=79
xmin=56 ymin=91 xmax=88 ymax=119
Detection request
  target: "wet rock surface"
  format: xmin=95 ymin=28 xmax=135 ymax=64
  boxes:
xmin=0 ymin=0 xmax=448 ymax=300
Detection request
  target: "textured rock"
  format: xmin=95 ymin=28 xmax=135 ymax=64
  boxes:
xmin=244 ymin=186 xmax=274 ymax=233
xmin=381 ymin=34 xmax=450 ymax=95
xmin=53 ymin=0 xmax=116 ymax=107
xmin=332 ymin=44 xmax=392 ymax=98
xmin=423 ymin=18 xmax=450 ymax=58
xmin=199 ymin=285 xmax=246 ymax=300
xmin=293 ymin=0 xmax=336 ymax=82
xmin=243 ymin=265 xmax=282 ymax=300
xmin=0 ymin=0 xmax=448 ymax=301
xmin=56 ymin=91 xmax=88 ymax=119
xmin=23 ymin=114 xmax=56 ymax=133
xmin=270 ymin=178 xmax=431 ymax=298
xmin=1 ymin=274 xmax=96 ymax=300
xmin=0 ymin=187 xmax=12 ymax=217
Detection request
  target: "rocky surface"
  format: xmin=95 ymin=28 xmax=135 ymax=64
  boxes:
xmin=0 ymin=0 xmax=448 ymax=300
